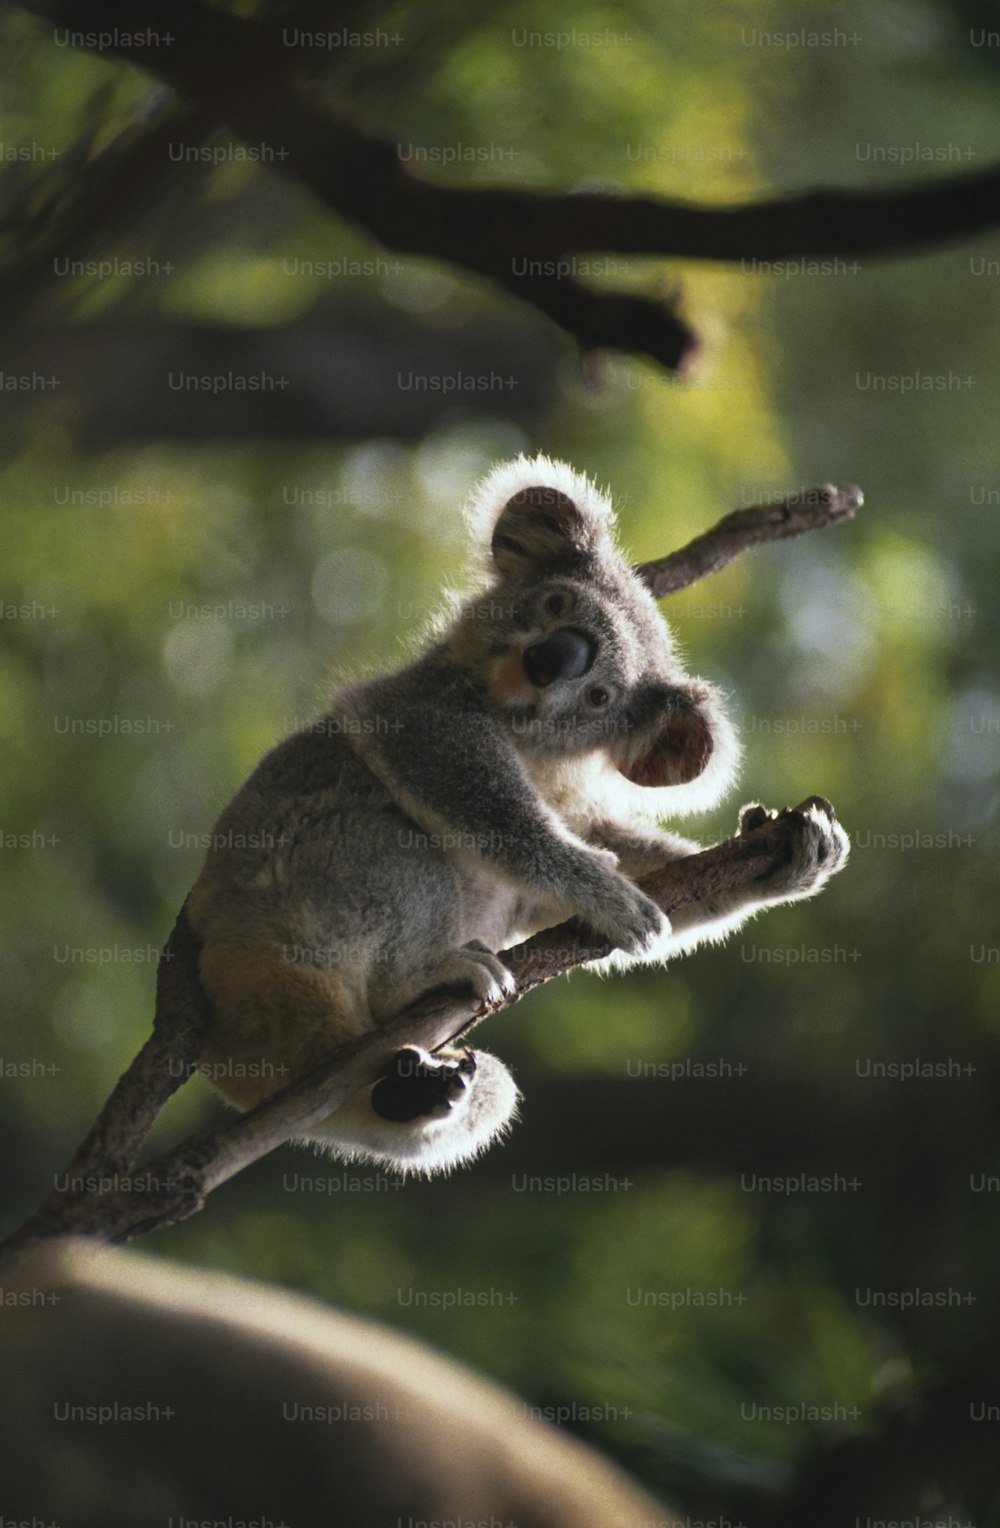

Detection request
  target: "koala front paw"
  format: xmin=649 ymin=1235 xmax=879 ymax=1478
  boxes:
xmin=582 ymin=876 xmax=671 ymax=957
xmin=739 ymin=795 xmax=849 ymax=905
xmin=421 ymin=943 xmax=517 ymax=1008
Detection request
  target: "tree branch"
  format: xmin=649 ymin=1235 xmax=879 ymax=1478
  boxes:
xmin=13 ymin=0 xmax=1000 ymax=371
xmin=0 ymin=481 xmax=861 ymax=1261
xmin=634 ymin=483 xmax=863 ymax=597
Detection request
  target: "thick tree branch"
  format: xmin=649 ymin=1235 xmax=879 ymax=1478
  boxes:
xmin=0 ymin=482 xmax=861 ymax=1261
xmin=13 ymin=0 xmax=1000 ymax=371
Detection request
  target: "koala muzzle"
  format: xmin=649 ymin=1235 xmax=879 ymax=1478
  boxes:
xmin=522 ymin=627 xmax=596 ymax=687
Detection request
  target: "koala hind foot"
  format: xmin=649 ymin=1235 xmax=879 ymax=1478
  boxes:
xmin=371 ymin=1044 xmax=475 ymax=1123
xmin=308 ymin=1041 xmax=520 ymax=1175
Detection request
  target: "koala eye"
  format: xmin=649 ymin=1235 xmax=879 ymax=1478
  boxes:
xmin=588 ymin=686 xmax=612 ymax=708
xmin=544 ymin=592 xmax=569 ymax=618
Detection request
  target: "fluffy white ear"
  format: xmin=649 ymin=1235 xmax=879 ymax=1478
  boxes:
xmin=303 ymin=1046 xmax=521 ymax=1177
xmin=464 ymin=454 xmax=617 ymax=576
xmin=619 ymin=678 xmax=742 ymax=819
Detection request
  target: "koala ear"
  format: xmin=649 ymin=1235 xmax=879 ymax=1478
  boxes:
xmin=466 ymin=455 xmax=614 ymax=578
xmin=491 ymin=486 xmax=596 ymax=575
xmin=621 ymin=687 xmax=717 ymax=788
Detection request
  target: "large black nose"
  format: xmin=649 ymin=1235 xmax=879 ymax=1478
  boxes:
xmin=522 ymin=627 xmax=596 ymax=687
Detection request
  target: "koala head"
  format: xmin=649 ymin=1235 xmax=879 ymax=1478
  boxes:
xmin=449 ymin=456 xmax=738 ymax=815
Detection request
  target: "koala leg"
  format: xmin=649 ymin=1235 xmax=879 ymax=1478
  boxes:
xmin=583 ymin=820 xmax=702 ymax=879
xmin=196 ymin=942 xmax=370 ymax=1110
xmin=197 ymin=933 xmax=520 ymax=1176
xmin=734 ymin=797 xmax=850 ymax=902
xmin=308 ymin=943 xmax=520 ymax=1175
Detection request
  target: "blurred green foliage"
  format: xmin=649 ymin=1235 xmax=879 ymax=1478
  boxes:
xmin=2 ymin=0 xmax=1000 ymax=1514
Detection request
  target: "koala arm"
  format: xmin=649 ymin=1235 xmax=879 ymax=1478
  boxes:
xmin=336 ymin=656 xmax=667 ymax=955
xmin=582 ymin=819 xmax=702 ymax=879
xmin=591 ymin=799 xmax=850 ymax=962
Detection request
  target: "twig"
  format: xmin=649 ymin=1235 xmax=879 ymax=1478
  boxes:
xmin=635 ymin=484 xmax=863 ymax=597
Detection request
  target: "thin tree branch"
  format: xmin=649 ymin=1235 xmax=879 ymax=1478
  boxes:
xmin=5 ymin=908 xmax=211 ymax=1253
xmin=635 ymin=483 xmax=863 ymax=597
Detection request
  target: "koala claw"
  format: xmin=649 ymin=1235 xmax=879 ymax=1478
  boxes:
xmin=434 ymin=943 xmax=517 ymax=1006
xmin=738 ymin=801 xmax=772 ymax=836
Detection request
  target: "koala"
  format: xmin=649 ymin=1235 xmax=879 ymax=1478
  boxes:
xmin=187 ymin=455 xmax=848 ymax=1174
